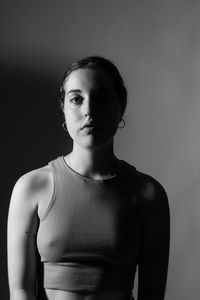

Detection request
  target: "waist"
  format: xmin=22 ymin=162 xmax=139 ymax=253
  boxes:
xmin=38 ymin=289 xmax=134 ymax=300
xmin=38 ymin=262 xmax=136 ymax=293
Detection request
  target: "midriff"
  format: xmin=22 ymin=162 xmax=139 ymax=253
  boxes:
xmin=41 ymin=289 xmax=133 ymax=300
xmin=37 ymin=263 xmax=135 ymax=300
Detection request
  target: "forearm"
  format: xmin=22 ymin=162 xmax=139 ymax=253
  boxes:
xmin=10 ymin=288 xmax=37 ymax=300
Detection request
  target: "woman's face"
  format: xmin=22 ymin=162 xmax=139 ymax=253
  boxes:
xmin=63 ymin=68 xmax=121 ymax=150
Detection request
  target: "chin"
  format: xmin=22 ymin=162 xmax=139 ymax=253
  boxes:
xmin=76 ymin=136 xmax=114 ymax=150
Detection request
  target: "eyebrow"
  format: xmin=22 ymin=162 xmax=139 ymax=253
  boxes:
xmin=67 ymin=89 xmax=82 ymax=95
xmin=67 ymin=87 xmax=113 ymax=95
xmin=99 ymin=86 xmax=114 ymax=93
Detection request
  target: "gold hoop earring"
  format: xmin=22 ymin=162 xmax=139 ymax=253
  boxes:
xmin=62 ymin=121 xmax=68 ymax=131
xmin=118 ymin=119 xmax=125 ymax=129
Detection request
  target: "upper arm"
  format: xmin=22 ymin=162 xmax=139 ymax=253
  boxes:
xmin=137 ymin=174 xmax=170 ymax=300
xmin=7 ymin=171 xmax=43 ymax=296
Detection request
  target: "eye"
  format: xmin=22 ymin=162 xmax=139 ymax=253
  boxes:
xmin=97 ymin=92 xmax=113 ymax=103
xmin=69 ymin=95 xmax=83 ymax=104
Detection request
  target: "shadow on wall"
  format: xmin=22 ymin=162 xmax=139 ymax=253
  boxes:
xmin=1 ymin=61 xmax=72 ymax=299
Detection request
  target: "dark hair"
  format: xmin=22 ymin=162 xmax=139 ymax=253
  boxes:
xmin=59 ymin=56 xmax=127 ymax=117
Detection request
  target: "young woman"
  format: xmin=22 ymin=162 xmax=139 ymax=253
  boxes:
xmin=7 ymin=56 xmax=170 ymax=300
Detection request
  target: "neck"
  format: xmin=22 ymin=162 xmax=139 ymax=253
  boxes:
xmin=65 ymin=142 xmax=120 ymax=179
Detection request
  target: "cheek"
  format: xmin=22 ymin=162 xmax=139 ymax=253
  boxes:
xmin=63 ymin=111 xmax=73 ymax=130
xmin=64 ymin=109 xmax=83 ymax=137
xmin=64 ymin=106 xmax=79 ymax=122
xmin=106 ymin=103 xmax=121 ymax=122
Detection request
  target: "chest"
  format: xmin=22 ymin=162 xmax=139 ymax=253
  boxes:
xmin=37 ymin=182 xmax=141 ymax=265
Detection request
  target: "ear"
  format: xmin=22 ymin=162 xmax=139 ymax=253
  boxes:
xmin=59 ymin=88 xmax=65 ymax=112
xmin=59 ymin=100 xmax=64 ymax=112
xmin=119 ymin=113 xmax=123 ymax=123
xmin=61 ymin=102 xmax=64 ymax=111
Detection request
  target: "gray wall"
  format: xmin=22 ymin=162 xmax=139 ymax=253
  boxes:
xmin=2 ymin=1 xmax=200 ymax=299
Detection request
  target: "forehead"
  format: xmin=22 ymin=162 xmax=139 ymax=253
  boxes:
xmin=64 ymin=68 xmax=115 ymax=92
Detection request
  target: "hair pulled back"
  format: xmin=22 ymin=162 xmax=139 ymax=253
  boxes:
xmin=59 ymin=56 xmax=127 ymax=117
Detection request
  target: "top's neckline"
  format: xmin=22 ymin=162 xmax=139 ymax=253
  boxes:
xmin=60 ymin=156 xmax=123 ymax=183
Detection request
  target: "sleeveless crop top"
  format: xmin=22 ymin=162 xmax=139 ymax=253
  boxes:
xmin=36 ymin=156 xmax=141 ymax=293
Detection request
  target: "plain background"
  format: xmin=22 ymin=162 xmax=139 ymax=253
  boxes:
xmin=1 ymin=1 xmax=200 ymax=299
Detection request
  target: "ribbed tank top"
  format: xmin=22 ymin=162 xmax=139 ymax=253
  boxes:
xmin=36 ymin=156 xmax=141 ymax=293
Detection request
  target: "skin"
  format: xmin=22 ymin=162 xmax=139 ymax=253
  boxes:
xmin=7 ymin=68 xmax=170 ymax=300
xmin=62 ymin=68 xmax=122 ymax=179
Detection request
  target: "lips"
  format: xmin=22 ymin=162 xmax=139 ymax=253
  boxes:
xmin=81 ymin=122 xmax=99 ymax=134
xmin=81 ymin=122 xmax=98 ymax=130
xmin=82 ymin=126 xmax=96 ymax=132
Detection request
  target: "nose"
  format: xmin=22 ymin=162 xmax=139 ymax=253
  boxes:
xmin=82 ymin=97 xmax=95 ymax=118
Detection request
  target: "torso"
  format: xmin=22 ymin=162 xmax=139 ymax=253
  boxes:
xmin=34 ymin=158 xmax=143 ymax=300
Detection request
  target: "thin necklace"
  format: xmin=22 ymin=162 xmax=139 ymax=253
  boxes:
xmin=67 ymin=154 xmax=120 ymax=179
xmin=67 ymin=154 xmax=72 ymax=169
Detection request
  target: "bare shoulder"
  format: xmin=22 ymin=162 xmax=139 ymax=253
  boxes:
xmin=10 ymin=164 xmax=53 ymax=210
xmin=136 ymin=171 xmax=168 ymax=208
xmin=13 ymin=164 xmax=52 ymax=194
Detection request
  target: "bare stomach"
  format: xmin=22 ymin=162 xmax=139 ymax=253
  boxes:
xmin=40 ymin=289 xmax=133 ymax=300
